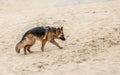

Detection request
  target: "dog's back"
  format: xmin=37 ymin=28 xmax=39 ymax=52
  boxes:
xmin=21 ymin=27 xmax=47 ymax=41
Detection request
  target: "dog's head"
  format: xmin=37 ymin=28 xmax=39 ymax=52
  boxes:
xmin=55 ymin=27 xmax=66 ymax=41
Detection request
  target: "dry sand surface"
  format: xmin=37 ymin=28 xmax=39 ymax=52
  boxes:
xmin=0 ymin=0 xmax=120 ymax=75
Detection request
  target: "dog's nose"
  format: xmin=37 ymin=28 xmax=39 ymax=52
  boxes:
xmin=59 ymin=37 xmax=66 ymax=41
xmin=61 ymin=37 xmax=66 ymax=41
xmin=63 ymin=38 xmax=66 ymax=41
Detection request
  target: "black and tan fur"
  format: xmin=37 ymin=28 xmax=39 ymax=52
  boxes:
xmin=15 ymin=26 xmax=66 ymax=55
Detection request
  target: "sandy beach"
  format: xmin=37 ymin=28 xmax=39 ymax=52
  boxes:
xmin=0 ymin=0 xmax=120 ymax=75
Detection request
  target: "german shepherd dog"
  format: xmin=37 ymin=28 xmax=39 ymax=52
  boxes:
xmin=15 ymin=26 xmax=66 ymax=55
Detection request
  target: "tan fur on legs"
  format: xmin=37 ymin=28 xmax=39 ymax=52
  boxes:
xmin=24 ymin=46 xmax=27 ymax=55
xmin=41 ymin=29 xmax=52 ymax=52
xmin=41 ymin=39 xmax=47 ymax=52
xmin=22 ymin=34 xmax=36 ymax=55
xmin=50 ymin=40 xmax=63 ymax=49
xmin=26 ymin=45 xmax=32 ymax=53
xmin=26 ymin=34 xmax=35 ymax=44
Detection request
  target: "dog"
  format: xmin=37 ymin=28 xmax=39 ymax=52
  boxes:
xmin=15 ymin=26 xmax=66 ymax=55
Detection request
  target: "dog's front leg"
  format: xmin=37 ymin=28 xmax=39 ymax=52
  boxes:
xmin=41 ymin=40 xmax=47 ymax=52
xmin=50 ymin=40 xmax=63 ymax=49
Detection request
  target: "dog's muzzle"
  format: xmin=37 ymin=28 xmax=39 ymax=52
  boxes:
xmin=59 ymin=35 xmax=66 ymax=41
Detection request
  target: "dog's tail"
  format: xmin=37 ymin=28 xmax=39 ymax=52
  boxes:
xmin=15 ymin=34 xmax=28 ymax=53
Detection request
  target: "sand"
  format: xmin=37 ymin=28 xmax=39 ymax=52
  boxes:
xmin=0 ymin=0 xmax=120 ymax=75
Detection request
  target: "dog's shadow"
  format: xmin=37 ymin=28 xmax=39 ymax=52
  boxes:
xmin=27 ymin=50 xmax=49 ymax=55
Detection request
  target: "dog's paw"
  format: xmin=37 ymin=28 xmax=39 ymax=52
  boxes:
xmin=29 ymin=51 xmax=33 ymax=53
xmin=17 ymin=50 xmax=20 ymax=53
xmin=59 ymin=47 xmax=63 ymax=49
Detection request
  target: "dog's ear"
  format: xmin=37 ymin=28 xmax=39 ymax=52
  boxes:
xmin=61 ymin=26 xmax=63 ymax=30
xmin=57 ymin=27 xmax=60 ymax=33
xmin=58 ymin=27 xmax=60 ymax=30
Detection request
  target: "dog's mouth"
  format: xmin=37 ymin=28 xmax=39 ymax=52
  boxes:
xmin=59 ymin=35 xmax=66 ymax=41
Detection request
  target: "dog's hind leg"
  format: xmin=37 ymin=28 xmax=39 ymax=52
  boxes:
xmin=26 ymin=45 xmax=32 ymax=53
xmin=50 ymin=40 xmax=63 ymax=49
xmin=26 ymin=34 xmax=36 ymax=53
xmin=24 ymin=46 xmax=27 ymax=55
